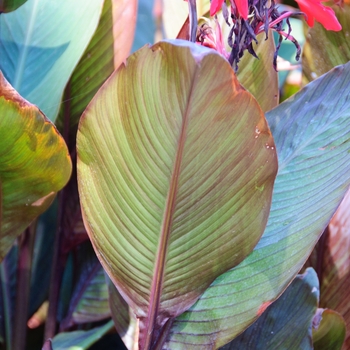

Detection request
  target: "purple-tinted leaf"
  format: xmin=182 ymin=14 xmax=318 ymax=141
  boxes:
xmin=77 ymin=40 xmax=277 ymax=348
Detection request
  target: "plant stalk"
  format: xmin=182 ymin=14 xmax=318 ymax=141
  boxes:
xmin=12 ymin=224 xmax=37 ymax=350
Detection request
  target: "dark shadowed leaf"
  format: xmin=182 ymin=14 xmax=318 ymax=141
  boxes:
xmin=77 ymin=40 xmax=277 ymax=349
xmin=0 ymin=0 xmax=27 ymax=12
xmin=0 ymin=72 xmax=71 ymax=261
xmin=60 ymin=243 xmax=110 ymax=331
xmin=0 ymin=246 xmax=17 ymax=344
xmin=0 ymin=0 xmax=104 ymax=121
xmin=302 ymin=4 xmax=350 ymax=82
xmin=313 ymin=309 xmax=346 ymax=350
xmin=165 ymin=62 xmax=350 ymax=348
xmin=220 ymin=268 xmax=319 ymax=350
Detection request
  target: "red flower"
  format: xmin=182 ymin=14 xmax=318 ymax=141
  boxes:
xmin=295 ymin=0 xmax=342 ymax=31
xmin=210 ymin=0 xmax=248 ymax=20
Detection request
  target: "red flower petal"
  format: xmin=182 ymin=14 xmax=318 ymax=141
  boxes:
xmin=295 ymin=0 xmax=342 ymax=31
xmin=234 ymin=0 xmax=248 ymax=19
xmin=210 ymin=0 xmax=224 ymax=16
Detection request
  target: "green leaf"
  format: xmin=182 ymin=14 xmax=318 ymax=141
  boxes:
xmin=237 ymin=32 xmax=279 ymax=113
xmin=77 ymin=40 xmax=277 ymax=349
xmin=0 ymin=0 xmax=104 ymax=121
xmin=0 ymin=0 xmax=27 ymax=13
xmin=302 ymin=4 xmax=350 ymax=82
xmin=50 ymin=320 xmax=114 ymax=350
xmin=221 ymin=268 xmax=319 ymax=350
xmin=313 ymin=309 xmax=346 ymax=350
xmin=0 ymin=72 xmax=71 ymax=261
xmin=55 ymin=0 xmax=137 ymax=137
xmin=165 ymin=62 xmax=350 ymax=349
xmin=108 ymin=275 xmax=138 ymax=350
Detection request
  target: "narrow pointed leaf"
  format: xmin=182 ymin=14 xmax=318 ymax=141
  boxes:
xmin=302 ymin=4 xmax=350 ymax=82
xmin=237 ymin=32 xmax=279 ymax=113
xmin=55 ymin=0 xmax=137 ymax=136
xmin=0 ymin=72 xmax=71 ymax=260
xmin=77 ymin=40 xmax=277 ymax=348
xmin=0 ymin=0 xmax=104 ymax=121
xmin=165 ymin=62 xmax=350 ymax=349
xmin=312 ymin=309 xmax=346 ymax=350
xmin=318 ymin=189 xmax=350 ymax=347
xmin=50 ymin=320 xmax=114 ymax=350
xmin=221 ymin=268 xmax=319 ymax=350
xmin=0 ymin=0 xmax=27 ymax=13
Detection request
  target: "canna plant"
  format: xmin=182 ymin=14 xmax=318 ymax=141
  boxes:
xmin=0 ymin=0 xmax=350 ymax=349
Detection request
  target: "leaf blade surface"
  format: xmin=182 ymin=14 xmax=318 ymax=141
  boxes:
xmin=77 ymin=40 xmax=277 ymax=348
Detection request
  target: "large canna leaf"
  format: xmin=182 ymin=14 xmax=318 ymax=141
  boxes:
xmin=165 ymin=62 xmax=350 ymax=349
xmin=0 ymin=72 xmax=71 ymax=261
xmin=77 ymin=40 xmax=277 ymax=349
xmin=0 ymin=0 xmax=104 ymax=122
xmin=221 ymin=268 xmax=319 ymax=350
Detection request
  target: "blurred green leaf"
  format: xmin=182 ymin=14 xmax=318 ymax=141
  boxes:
xmin=0 ymin=0 xmax=27 ymax=13
xmin=313 ymin=309 xmax=346 ymax=350
xmin=77 ymin=40 xmax=277 ymax=348
xmin=166 ymin=62 xmax=350 ymax=348
xmin=0 ymin=0 xmax=104 ymax=121
xmin=0 ymin=72 xmax=71 ymax=261
xmin=302 ymin=4 xmax=350 ymax=82
xmin=221 ymin=268 xmax=319 ymax=350
xmin=131 ymin=0 xmax=155 ymax=52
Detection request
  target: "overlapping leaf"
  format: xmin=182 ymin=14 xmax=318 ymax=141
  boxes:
xmin=318 ymin=189 xmax=350 ymax=347
xmin=313 ymin=309 xmax=346 ymax=350
xmin=165 ymin=62 xmax=350 ymax=349
xmin=221 ymin=268 xmax=319 ymax=350
xmin=49 ymin=320 xmax=114 ymax=350
xmin=0 ymin=0 xmax=104 ymax=121
xmin=60 ymin=244 xmax=110 ymax=330
xmin=55 ymin=0 xmax=137 ymax=136
xmin=77 ymin=40 xmax=277 ymax=348
xmin=0 ymin=72 xmax=71 ymax=260
xmin=237 ymin=32 xmax=278 ymax=112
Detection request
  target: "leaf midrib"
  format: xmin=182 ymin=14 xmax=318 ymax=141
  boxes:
xmin=143 ymin=64 xmax=199 ymax=349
